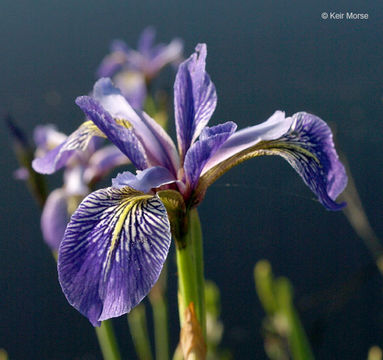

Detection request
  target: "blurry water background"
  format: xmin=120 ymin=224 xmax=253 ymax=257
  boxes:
xmin=0 ymin=0 xmax=382 ymax=359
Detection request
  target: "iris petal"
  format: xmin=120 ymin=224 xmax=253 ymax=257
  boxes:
xmin=76 ymin=96 xmax=148 ymax=170
xmin=184 ymin=122 xmax=237 ymax=190
xmin=58 ymin=187 xmax=171 ymax=326
xmin=41 ymin=188 xmax=69 ymax=251
xmin=91 ymin=78 xmax=179 ymax=174
xmin=174 ymin=44 xmax=217 ymax=159
xmin=197 ymin=112 xmax=347 ymax=210
xmin=112 ymin=167 xmax=176 ymax=193
xmin=32 ymin=121 xmax=104 ymax=174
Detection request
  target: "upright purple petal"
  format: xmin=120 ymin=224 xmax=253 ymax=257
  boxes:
xmin=41 ymin=188 xmax=70 ymax=251
xmin=97 ymin=40 xmax=130 ymax=78
xmin=112 ymin=167 xmax=176 ymax=193
xmin=174 ymin=44 xmax=217 ymax=159
xmin=184 ymin=122 xmax=237 ymax=189
xmin=110 ymin=39 xmax=130 ymax=53
xmin=58 ymin=187 xmax=171 ymax=326
xmin=137 ymin=26 xmax=156 ymax=57
xmin=75 ymin=96 xmax=148 ymax=170
xmin=32 ymin=121 xmax=104 ymax=174
xmin=91 ymin=78 xmax=179 ymax=174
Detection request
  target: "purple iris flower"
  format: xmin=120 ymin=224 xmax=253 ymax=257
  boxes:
xmin=34 ymin=44 xmax=347 ymax=326
xmin=33 ymin=125 xmax=129 ymax=251
xmin=97 ymin=27 xmax=183 ymax=109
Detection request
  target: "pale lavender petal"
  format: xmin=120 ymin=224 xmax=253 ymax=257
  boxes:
xmin=33 ymin=124 xmax=66 ymax=150
xmin=41 ymin=188 xmax=70 ymax=251
xmin=184 ymin=122 xmax=237 ymax=189
xmin=147 ymin=38 xmax=184 ymax=77
xmin=113 ymin=70 xmax=146 ymax=109
xmin=84 ymin=145 xmax=130 ymax=184
xmin=201 ymin=111 xmax=291 ymax=173
xmin=112 ymin=167 xmax=176 ymax=193
xmin=174 ymin=43 xmax=217 ymax=158
xmin=32 ymin=122 xmax=103 ymax=174
xmin=64 ymin=166 xmax=88 ymax=196
xmin=75 ymin=96 xmax=148 ymax=170
xmin=97 ymin=40 xmax=130 ymax=78
xmin=58 ymin=187 xmax=171 ymax=326
xmin=92 ymin=78 xmax=179 ymax=174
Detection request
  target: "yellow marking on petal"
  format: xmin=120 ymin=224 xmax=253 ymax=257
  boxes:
xmin=263 ymin=142 xmax=320 ymax=164
xmin=103 ymin=193 xmax=152 ymax=275
xmin=115 ymin=118 xmax=133 ymax=129
xmin=82 ymin=120 xmax=106 ymax=138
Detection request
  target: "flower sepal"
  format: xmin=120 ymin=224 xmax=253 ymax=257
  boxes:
xmin=157 ymin=189 xmax=188 ymax=242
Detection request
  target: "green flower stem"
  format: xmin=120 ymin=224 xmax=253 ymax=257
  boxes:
xmin=151 ymin=293 xmax=169 ymax=360
xmin=95 ymin=320 xmax=121 ymax=360
xmin=127 ymin=304 xmax=153 ymax=360
xmin=175 ymin=208 xmax=206 ymax=337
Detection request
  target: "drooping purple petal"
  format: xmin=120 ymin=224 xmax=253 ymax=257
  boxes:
xmin=84 ymin=145 xmax=131 ymax=184
xmin=201 ymin=111 xmax=291 ymax=173
xmin=91 ymin=78 xmax=179 ymax=174
xmin=33 ymin=141 xmax=73 ymax=174
xmin=174 ymin=44 xmax=217 ymax=158
xmin=41 ymin=188 xmax=70 ymax=251
xmin=75 ymin=96 xmax=148 ymax=170
xmin=282 ymin=112 xmax=347 ymax=207
xmin=58 ymin=187 xmax=171 ymax=326
xmin=112 ymin=167 xmax=176 ymax=193
xmin=184 ymin=122 xmax=237 ymax=189
xmin=197 ymin=111 xmax=347 ymax=210
xmin=32 ymin=121 xmax=104 ymax=174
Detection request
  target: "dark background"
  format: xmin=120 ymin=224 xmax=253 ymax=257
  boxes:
xmin=1 ymin=0 xmax=382 ymax=359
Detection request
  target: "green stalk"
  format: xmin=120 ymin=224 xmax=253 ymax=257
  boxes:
xmin=189 ymin=209 xmax=206 ymax=337
xmin=151 ymin=293 xmax=169 ymax=360
xmin=95 ymin=320 xmax=121 ymax=360
xmin=175 ymin=208 xmax=206 ymax=337
xmin=149 ymin=264 xmax=170 ymax=360
xmin=127 ymin=304 xmax=153 ymax=360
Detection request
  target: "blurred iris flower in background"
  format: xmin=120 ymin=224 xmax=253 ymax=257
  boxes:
xmin=97 ymin=26 xmax=183 ymax=109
